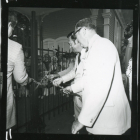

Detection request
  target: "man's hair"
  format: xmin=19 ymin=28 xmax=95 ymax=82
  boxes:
xmin=67 ymin=31 xmax=76 ymax=43
xmin=75 ymin=18 xmax=96 ymax=30
xmin=8 ymin=10 xmax=18 ymax=28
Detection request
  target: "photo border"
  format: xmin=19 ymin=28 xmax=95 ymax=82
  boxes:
xmin=1 ymin=0 xmax=139 ymax=140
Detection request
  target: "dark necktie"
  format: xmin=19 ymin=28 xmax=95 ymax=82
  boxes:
xmin=85 ymin=47 xmax=88 ymax=52
xmin=75 ymin=53 xmax=81 ymax=73
xmin=78 ymin=53 xmax=81 ymax=64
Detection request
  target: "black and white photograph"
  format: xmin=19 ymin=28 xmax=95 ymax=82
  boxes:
xmin=0 ymin=0 xmax=139 ymax=140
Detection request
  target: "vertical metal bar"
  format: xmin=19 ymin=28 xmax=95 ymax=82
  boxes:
xmin=66 ymin=50 xmax=71 ymax=110
xmin=15 ymin=82 xmax=19 ymax=132
xmin=24 ymin=95 xmax=27 ymax=132
xmin=58 ymin=46 xmax=60 ymax=114
xmin=28 ymin=21 xmax=32 ymax=129
xmin=68 ymin=49 xmax=71 ymax=109
xmin=44 ymin=87 xmax=46 ymax=118
xmin=65 ymin=55 xmax=67 ymax=107
xmin=48 ymin=49 xmax=50 ymax=120
xmin=22 ymin=29 xmax=28 ymax=132
xmin=53 ymin=86 xmax=55 ymax=117
xmin=29 ymin=59 xmax=32 ymax=130
xmin=62 ymin=48 xmax=64 ymax=112
xmin=48 ymin=87 xmax=50 ymax=120
xmin=27 ymin=29 xmax=30 ymax=126
xmin=30 ymin=11 xmax=38 ymax=131
xmin=17 ymin=28 xmax=19 ymax=43
xmin=26 ymin=39 xmax=30 ymax=127
xmin=52 ymin=48 xmax=55 ymax=117
xmin=40 ymin=18 xmax=45 ymax=124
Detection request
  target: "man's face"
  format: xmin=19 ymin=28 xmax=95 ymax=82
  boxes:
xmin=75 ymin=27 xmax=88 ymax=48
xmin=8 ymin=23 xmax=14 ymax=37
xmin=68 ymin=37 xmax=82 ymax=53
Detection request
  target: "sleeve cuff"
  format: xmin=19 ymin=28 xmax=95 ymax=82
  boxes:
xmin=78 ymin=112 xmax=93 ymax=127
xmin=71 ymin=81 xmax=83 ymax=93
xmin=61 ymin=76 xmax=66 ymax=83
xmin=61 ymin=75 xmax=68 ymax=83
xmin=20 ymin=75 xmax=29 ymax=86
xmin=58 ymin=71 xmax=63 ymax=77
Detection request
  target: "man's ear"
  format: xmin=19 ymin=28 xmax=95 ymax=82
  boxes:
xmin=75 ymin=39 xmax=78 ymax=44
xmin=82 ymin=27 xmax=86 ymax=37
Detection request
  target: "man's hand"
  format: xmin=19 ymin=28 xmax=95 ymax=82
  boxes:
xmin=71 ymin=120 xmax=84 ymax=134
xmin=28 ymin=77 xmax=33 ymax=84
xmin=63 ymin=86 xmax=72 ymax=94
xmin=53 ymin=78 xmax=63 ymax=86
xmin=47 ymin=74 xmax=59 ymax=80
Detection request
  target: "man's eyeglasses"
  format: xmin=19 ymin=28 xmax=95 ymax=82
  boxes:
xmin=72 ymin=28 xmax=82 ymax=37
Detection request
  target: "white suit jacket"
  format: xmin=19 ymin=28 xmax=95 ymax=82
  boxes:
xmin=7 ymin=39 xmax=28 ymax=129
xmin=78 ymin=34 xmax=131 ymax=135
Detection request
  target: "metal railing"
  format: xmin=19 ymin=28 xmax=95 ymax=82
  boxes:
xmin=12 ymin=27 xmax=75 ymax=133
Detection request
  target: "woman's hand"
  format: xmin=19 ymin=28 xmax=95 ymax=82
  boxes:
xmin=28 ymin=77 xmax=33 ymax=84
xmin=47 ymin=74 xmax=59 ymax=80
xmin=53 ymin=78 xmax=63 ymax=86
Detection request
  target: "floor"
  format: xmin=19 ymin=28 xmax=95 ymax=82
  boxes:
xmin=43 ymin=105 xmax=74 ymax=134
xmin=13 ymin=98 xmax=88 ymax=134
xmin=43 ymin=104 xmax=88 ymax=134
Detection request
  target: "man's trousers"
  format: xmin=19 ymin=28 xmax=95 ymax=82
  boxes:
xmin=73 ymin=96 xmax=82 ymax=119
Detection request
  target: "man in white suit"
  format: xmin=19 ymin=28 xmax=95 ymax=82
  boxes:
xmin=53 ymin=32 xmax=85 ymax=120
xmin=7 ymin=11 xmax=33 ymax=139
xmin=65 ymin=18 xmax=131 ymax=135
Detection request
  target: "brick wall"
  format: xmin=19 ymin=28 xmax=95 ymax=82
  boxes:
xmin=42 ymin=8 xmax=91 ymax=40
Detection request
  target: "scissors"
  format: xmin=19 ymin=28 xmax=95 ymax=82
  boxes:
xmin=31 ymin=78 xmax=42 ymax=90
xmin=58 ymin=85 xmax=64 ymax=89
xmin=61 ymin=88 xmax=81 ymax=98
xmin=32 ymin=73 xmax=53 ymax=91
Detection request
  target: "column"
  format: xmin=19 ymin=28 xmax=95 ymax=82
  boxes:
xmin=90 ymin=9 xmax=99 ymax=27
xmin=37 ymin=16 xmax=41 ymax=55
xmin=102 ymin=9 xmax=112 ymax=39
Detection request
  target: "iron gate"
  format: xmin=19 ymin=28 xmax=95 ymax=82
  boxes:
xmin=11 ymin=11 xmax=75 ymax=133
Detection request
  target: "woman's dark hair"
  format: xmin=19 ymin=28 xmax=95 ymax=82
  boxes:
xmin=8 ymin=10 xmax=18 ymax=28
